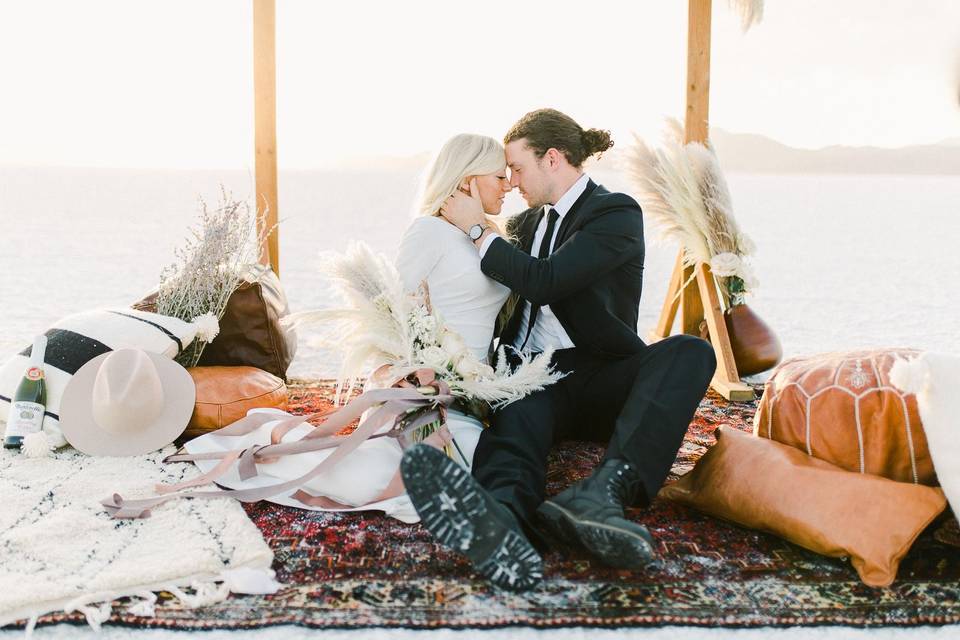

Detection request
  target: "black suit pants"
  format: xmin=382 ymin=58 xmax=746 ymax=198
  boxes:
xmin=471 ymin=334 xmax=716 ymax=537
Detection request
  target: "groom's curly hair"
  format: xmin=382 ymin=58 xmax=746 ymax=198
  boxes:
xmin=504 ymin=108 xmax=613 ymax=168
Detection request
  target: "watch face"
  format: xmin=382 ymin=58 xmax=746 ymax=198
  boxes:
xmin=469 ymin=225 xmax=483 ymax=240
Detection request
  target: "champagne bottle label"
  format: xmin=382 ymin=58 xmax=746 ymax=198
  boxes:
xmin=25 ymin=367 xmax=43 ymax=382
xmin=7 ymin=401 xmax=45 ymax=438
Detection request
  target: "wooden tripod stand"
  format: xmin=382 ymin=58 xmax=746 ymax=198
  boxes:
xmin=644 ymin=0 xmax=752 ymax=402
xmin=649 ymin=254 xmax=754 ymax=401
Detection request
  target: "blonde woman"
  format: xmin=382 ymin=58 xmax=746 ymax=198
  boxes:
xmin=396 ymin=133 xmax=513 ymax=361
xmin=183 ymin=134 xmax=514 ymax=524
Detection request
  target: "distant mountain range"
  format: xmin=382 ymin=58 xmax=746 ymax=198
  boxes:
xmin=701 ymin=129 xmax=960 ymax=175
xmin=339 ymin=131 xmax=960 ymax=176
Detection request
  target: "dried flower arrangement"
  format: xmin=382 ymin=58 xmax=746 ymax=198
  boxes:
xmin=286 ymin=242 xmax=563 ymax=444
xmin=156 ymin=187 xmax=271 ymax=367
xmin=625 ymin=119 xmax=758 ymax=306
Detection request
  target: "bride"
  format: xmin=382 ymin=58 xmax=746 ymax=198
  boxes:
xmin=182 ymin=134 xmax=515 ymax=523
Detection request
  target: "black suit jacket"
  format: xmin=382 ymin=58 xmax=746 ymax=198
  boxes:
xmin=483 ymin=179 xmax=646 ymax=358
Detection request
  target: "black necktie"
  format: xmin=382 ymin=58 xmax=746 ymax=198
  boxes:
xmin=520 ymin=207 xmax=559 ymax=351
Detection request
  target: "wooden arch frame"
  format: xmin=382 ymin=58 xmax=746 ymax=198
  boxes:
xmin=252 ymin=0 xmax=753 ymax=399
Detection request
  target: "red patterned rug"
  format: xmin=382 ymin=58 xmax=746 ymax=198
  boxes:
xmin=21 ymin=381 xmax=960 ymax=630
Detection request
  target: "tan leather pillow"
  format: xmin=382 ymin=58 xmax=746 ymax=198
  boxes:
xmin=183 ymin=366 xmax=288 ymax=440
xmin=660 ymin=427 xmax=946 ymax=587
xmin=753 ymin=349 xmax=934 ymax=485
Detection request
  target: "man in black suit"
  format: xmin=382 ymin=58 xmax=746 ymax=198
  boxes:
xmin=400 ymin=109 xmax=716 ymax=591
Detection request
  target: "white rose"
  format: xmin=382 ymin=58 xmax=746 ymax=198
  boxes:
xmin=475 ymin=362 xmax=495 ymax=379
xmin=439 ymin=330 xmax=469 ymax=360
xmin=453 ymin=354 xmax=496 ymax=380
xmin=454 ymin=355 xmax=483 ymax=380
xmin=710 ymin=252 xmax=742 ymax=278
xmin=419 ymin=346 xmax=450 ymax=370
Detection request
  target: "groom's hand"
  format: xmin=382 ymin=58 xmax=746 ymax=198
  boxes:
xmin=440 ymin=178 xmax=487 ymax=233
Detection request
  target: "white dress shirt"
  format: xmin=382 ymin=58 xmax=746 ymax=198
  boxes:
xmin=480 ymin=173 xmax=591 ymax=354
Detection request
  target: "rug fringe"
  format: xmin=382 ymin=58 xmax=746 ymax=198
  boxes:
xmin=10 ymin=567 xmax=281 ymax=632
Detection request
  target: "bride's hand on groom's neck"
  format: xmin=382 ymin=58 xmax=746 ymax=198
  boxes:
xmin=440 ymin=178 xmax=487 ymax=234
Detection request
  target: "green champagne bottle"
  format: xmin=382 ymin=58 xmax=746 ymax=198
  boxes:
xmin=4 ymin=335 xmax=48 ymax=449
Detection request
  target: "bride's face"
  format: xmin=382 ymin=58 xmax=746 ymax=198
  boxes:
xmin=463 ymin=169 xmax=512 ymax=215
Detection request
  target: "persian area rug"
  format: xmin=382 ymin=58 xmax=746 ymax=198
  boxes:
xmin=15 ymin=380 xmax=960 ymax=631
xmin=0 ymin=446 xmax=274 ymax=628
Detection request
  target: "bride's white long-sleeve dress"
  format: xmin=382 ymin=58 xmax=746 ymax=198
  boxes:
xmin=184 ymin=215 xmax=510 ymax=523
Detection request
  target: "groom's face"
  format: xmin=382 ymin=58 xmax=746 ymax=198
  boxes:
xmin=505 ymin=139 xmax=551 ymax=208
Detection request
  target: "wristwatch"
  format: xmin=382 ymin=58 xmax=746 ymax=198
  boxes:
xmin=467 ymin=223 xmax=488 ymax=241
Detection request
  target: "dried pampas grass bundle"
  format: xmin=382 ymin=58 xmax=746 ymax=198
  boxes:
xmin=284 ymin=242 xmax=415 ymax=402
xmin=727 ymin=0 xmax=764 ymax=33
xmin=624 ymin=119 xmax=759 ymax=301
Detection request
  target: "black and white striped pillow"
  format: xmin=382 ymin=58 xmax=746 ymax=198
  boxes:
xmin=0 ymin=309 xmax=202 ymax=448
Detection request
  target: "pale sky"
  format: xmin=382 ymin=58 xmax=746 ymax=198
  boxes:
xmin=1 ymin=0 xmax=958 ymax=169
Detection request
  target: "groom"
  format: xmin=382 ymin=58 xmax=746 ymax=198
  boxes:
xmin=400 ymin=109 xmax=716 ymax=591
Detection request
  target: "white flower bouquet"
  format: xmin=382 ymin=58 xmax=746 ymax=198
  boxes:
xmin=286 ymin=242 xmax=564 ymax=443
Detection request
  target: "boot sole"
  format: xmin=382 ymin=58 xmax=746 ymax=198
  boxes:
xmin=538 ymin=500 xmax=655 ymax=570
xmin=400 ymin=445 xmax=543 ymax=591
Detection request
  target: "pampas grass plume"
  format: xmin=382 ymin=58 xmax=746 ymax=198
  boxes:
xmin=727 ymin=0 xmax=764 ymax=32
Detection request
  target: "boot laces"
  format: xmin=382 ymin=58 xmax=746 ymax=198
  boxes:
xmin=605 ymin=461 xmax=641 ymax=505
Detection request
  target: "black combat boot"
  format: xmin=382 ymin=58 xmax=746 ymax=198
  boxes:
xmin=400 ymin=444 xmax=543 ymax=591
xmin=536 ymin=458 xmax=655 ymax=569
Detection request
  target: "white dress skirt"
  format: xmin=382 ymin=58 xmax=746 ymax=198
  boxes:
xmin=183 ymin=215 xmax=510 ymax=523
xmin=184 ymin=407 xmax=485 ymax=524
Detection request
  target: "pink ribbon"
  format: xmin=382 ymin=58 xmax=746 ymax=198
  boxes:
xmin=104 ymin=369 xmax=455 ymax=519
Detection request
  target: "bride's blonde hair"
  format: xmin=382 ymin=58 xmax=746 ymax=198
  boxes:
xmin=416 ymin=134 xmax=505 ymax=217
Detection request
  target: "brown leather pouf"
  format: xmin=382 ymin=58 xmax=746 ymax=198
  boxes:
xmin=182 ymin=366 xmax=288 ymax=440
xmin=753 ymin=348 xmax=935 ymax=485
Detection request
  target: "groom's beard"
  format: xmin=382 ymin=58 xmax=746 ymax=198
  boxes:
xmin=522 ymin=193 xmax=546 ymax=209
xmin=520 ymin=182 xmax=552 ymax=209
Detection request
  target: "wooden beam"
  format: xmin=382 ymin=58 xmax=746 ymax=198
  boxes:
xmin=684 ymin=0 xmax=712 ymax=145
xmin=651 ymin=252 xmax=684 ymax=342
xmin=695 ymin=263 xmax=754 ymax=401
xmin=695 ymin=263 xmax=738 ymax=383
xmin=678 ymin=0 xmax=712 ymax=338
xmin=253 ymin=0 xmax=279 ymax=276
xmin=680 ymin=263 xmax=704 ymax=336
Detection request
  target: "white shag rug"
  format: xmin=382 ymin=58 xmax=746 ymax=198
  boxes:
xmin=0 ymin=445 xmax=276 ymax=628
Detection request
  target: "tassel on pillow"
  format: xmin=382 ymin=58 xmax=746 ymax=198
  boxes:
xmin=22 ymin=431 xmax=54 ymax=458
xmin=191 ymin=313 xmax=221 ymax=344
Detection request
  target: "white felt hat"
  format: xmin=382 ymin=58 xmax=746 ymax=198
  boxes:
xmin=60 ymin=349 xmax=195 ymax=456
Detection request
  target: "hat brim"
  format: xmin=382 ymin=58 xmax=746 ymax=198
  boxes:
xmin=60 ymin=351 xmax=196 ymax=457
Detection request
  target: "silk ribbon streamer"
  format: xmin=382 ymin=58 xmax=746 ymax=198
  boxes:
xmin=102 ymin=370 xmax=454 ymax=519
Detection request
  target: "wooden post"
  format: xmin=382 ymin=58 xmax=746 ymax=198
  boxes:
xmin=253 ymin=0 xmax=279 ymax=276
xmin=651 ymin=252 xmax=684 ymax=341
xmin=684 ymin=0 xmax=712 ymax=146
xmin=680 ymin=0 xmax=711 ymax=338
